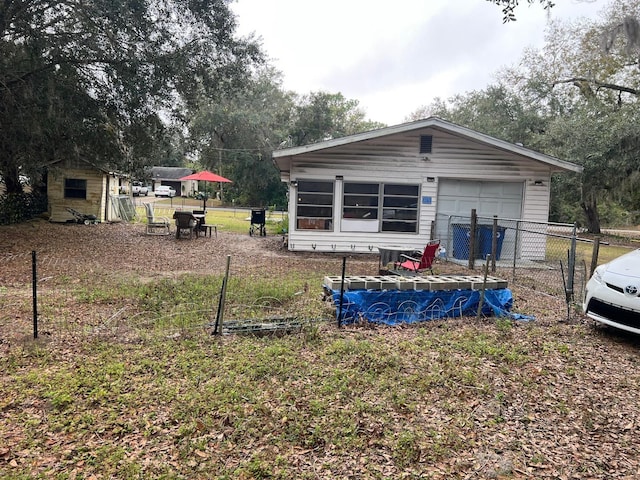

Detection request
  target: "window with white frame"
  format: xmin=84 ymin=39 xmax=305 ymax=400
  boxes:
xmin=343 ymin=183 xmax=378 ymax=219
xmin=295 ymin=180 xmax=334 ymax=230
xmin=342 ymin=182 xmax=419 ymax=233
xmin=382 ymin=184 xmax=419 ymax=232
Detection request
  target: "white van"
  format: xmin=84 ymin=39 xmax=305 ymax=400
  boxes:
xmin=154 ymin=185 xmax=176 ymax=197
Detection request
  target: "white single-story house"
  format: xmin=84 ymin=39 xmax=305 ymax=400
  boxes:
xmin=149 ymin=167 xmax=195 ymax=196
xmin=272 ymin=116 xmax=582 ymax=254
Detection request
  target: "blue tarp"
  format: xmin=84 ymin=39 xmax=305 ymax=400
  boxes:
xmin=330 ymin=288 xmax=515 ymax=325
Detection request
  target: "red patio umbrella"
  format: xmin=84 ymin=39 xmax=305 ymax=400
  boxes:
xmin=179 ymin=170 xmax=232 ymax=209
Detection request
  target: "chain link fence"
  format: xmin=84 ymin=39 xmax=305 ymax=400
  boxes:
xmin=436 ymin=213 xmax=636 ymax=308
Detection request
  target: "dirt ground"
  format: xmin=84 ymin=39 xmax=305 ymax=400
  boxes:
xmin=0 ymin=217 xmax=587 ymax=328
xmin=4 ymin=219 xmax=640 ymax=479
xmin=0 ymin=219 xmax=397 ymax=339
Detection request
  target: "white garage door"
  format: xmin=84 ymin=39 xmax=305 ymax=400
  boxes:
xmin=436 ymin=179 xmax=523 ymax=258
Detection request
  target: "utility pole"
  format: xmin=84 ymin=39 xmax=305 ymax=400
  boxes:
xmin=218 ymin=150 xmax=224 ymax=204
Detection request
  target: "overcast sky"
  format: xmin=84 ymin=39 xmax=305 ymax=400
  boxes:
xmin=231 ymin=0 xmax=607 ymax=126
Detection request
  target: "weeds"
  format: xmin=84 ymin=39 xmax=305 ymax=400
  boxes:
xmin=3 ymin=219 xmax=640 ymax=478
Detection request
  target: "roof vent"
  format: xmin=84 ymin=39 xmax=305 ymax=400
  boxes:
xmin=420 ymin=135 xmax=433 ymax=154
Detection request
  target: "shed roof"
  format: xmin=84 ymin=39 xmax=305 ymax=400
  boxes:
xmin=272 ymin=116 xmax=582 ymax=174
xmin=46 ymin=158 xmax=127 ymax=177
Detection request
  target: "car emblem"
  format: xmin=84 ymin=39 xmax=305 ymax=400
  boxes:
xmin=625 ymin=285 xmax=638 ymax=295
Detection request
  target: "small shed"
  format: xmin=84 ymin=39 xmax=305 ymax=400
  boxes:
xmin=47 ymin=159 xmax=128 ymax=223
xmin=272 ymin=116 xmax=582 ymax=253
xmin=149 ymin=167 xmax=194 ymax=196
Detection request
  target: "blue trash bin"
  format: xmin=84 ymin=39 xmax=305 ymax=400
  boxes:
xmin=477 ymin=225 xmax=506 ymax=260
xmin=452 ymin=224 xmax=473 ymax=260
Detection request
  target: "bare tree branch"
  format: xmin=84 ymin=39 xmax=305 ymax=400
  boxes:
xmin=553 ymin=77 xmax=639 ymax=96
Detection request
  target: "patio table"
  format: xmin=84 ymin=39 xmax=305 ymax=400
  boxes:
xmin=377 ymin=246 xmax=417 ymax=273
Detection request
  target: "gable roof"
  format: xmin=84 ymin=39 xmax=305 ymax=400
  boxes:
xmin=150 ymin=166 xmax=193 ymax=180
xmin=46 ymin=158 xmax=127 ymax=177
xmin=272 ymin=116 xmax=583 ymax=174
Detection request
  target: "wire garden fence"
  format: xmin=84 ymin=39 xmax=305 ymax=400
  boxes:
xmin=0 ymin=251 xmax=327 ymax=345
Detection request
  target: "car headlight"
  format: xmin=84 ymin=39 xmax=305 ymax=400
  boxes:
xmin=592 ymin=265 xmax=607 ymax=284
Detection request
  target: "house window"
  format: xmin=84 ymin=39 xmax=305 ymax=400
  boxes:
xmin=343 ymin=183 xmax=378 ymax=219
xmin=381 ymin=184 xmax=419 ymax=232
xmin=296 ymin=180 xmax=333 ymax=230
xmin=420 ymin=135 xmax=433 ymax=153
xmin=64 ymin=178 xmax=87 ymax=199
xmin=342 ymin=182 xmax=419 ymax=233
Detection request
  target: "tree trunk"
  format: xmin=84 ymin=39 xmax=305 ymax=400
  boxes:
xmin=1 ymin=167 xmax=24 ymax=195
xmin=580 ymin=197 xmax=601 ymax=234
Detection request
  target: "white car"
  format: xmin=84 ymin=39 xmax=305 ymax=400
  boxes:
xmin=154 ymin=186 xmax=176 ymax=197
xmin=583 ymin=249 xmax=640 ymax=334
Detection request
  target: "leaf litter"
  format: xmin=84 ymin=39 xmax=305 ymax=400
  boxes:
xmin=1 ymin=219 xmax=640 ymax=478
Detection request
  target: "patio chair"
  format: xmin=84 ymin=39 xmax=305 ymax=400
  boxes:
xmin=144 ymin=203 xmax=170 ymax=236
xmin=394 ymin=239 xmax=440 ymax=274
xmin=173 ymin=211 xmax=199 ymax=239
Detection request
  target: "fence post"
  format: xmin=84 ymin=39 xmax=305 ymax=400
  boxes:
xmin=477 ymin=254 xmax=491 ymax=317
xmin=213 ymin=255 xmax=231 ymax=335
xmin=512 ymin=220 xmax=520 ymax=280
xmin=567 ymin=223 xmax=577 ymax=302
xmin=32 ymin=250 xmax=38 ymax=339
xmin=338 ymin=257 xmax=347 ymax=327
xmin=447 ymin=215 xmax=453 ymax=259
xmin=590 ymin=236 xmax=601 ymax=277
xmin=469 ymin=209 xmax=477 ymax=270
xmin=491 ymin=215 xmax=498 ymax=272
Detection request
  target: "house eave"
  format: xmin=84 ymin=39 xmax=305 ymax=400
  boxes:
xmin=272 ymin=116 xmax=583 ymax=174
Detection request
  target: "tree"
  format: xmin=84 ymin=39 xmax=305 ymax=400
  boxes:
xmin=288 ymin=92 xmax=385 ymax=147
xmin=486 ymin=0 xmax=556 ymax=22
xmin=525 ymin=1 xmax=640 ymax=231
xmin=416 ymin=1 xmax=640 ymax=232
xmin=188 ymin=66 xmax=294 ymax=207
xmin=189 ymin=74 xmax=386 ymax=207
xmin=408 ymin=84 xmax=547 ymax=148
xmin=0 ymin=0 xmax=263 ymax=193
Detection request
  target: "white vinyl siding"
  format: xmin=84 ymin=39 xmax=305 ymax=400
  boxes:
xmin=281 ymin=124 xmax=564 ymax=253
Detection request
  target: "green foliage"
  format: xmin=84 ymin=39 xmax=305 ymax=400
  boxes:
xmin=288 ymin=91 xmax=385 ymax=146
xmin=419 ymin=84 xmax=547 ymax=148
xmin=188 ymin=80 xmax=384 ymax=208
xmin=0 ymin=192 xmax=48 ymax=225
xmin=416 ymin=1 xmax=640 ymax=231
xmin=0 ymin=0 xmax=264 ymax=192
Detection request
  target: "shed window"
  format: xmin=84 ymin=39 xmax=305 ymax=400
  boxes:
xmin=64 ymin=178 xmax=87 ymax=199
xmin=296 ymin=180 xmax=333 ymax=230
xmin=419 ymin=135 xmax=433 ymax=154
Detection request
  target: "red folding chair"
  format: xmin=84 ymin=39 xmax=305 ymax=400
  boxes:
xmin=394 ymin=240 xmax=440 ymax=274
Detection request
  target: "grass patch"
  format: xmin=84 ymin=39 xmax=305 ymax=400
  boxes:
xmin=135 ymin=203 xmax=286 ymax=235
